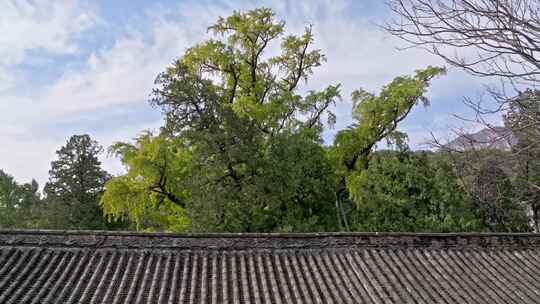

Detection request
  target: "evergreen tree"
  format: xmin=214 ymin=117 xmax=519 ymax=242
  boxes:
xmin=44 ymin=134 xmax=112 ymax=229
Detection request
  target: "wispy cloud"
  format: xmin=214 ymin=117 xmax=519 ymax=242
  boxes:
xmin=0 ymin=0 xmax=97 ymax=65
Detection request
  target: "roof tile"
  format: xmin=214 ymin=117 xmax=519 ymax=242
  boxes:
xmin=1 ymin=230 xmax=540 ymax=303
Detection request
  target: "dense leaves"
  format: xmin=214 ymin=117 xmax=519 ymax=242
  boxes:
xmin=472 ymin=163 xmax=528 ymax=232
xmin=101 ymin=133 xmax=191 ymax=231
xmin=129 ymin=8 xmax=343 ymax=232
xmin=102 ymin=8 xmax=467 ymax=233
xmin=334 ymin=67 xmax=445 ymax=173
xmin=347 ymin=151 xmax=480 ymax=232
xmin=101 ymin=8 xmax=525 ymax=233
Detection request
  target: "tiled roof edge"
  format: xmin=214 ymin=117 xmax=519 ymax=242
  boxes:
xmin=1 ymin=229 xmax=539 ymax=250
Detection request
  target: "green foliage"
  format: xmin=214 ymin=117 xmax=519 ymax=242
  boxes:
xmin=0 ymin=170 xmax=41 ymax=228
xmin=43 ymin=134 xmax=114 ymax=230
xmin=346 ymin=151 xmax=480 ymax=232
xmin=111 ymin=8 xmax=461 ymax=233
xmin=154 ymin=7 xmax=340 ymax=136
xmin=148 ymin=7 xmax=342 ymax=232
xmin=439 ymin=147 xmax=531 ymax=232
xmin=101 ymin=133 xmax=191 ymax=231
xmin=329 ymin=66 xmax=445 ymax=230
xmin=186 ymin=131 xmax=339 ymax=232
xmin=145 ymin=8 xmax=455 ymax=232
xmin=471 ymin=163 xmax=529 ymax=232
xmin=258 ymin=132 xmax=338 ymax=232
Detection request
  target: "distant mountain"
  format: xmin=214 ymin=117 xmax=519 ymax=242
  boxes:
xmin=444 ymin=126 xmax=517 ymax=151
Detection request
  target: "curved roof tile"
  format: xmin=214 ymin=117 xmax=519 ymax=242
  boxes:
xmin=0 ymin=230 xmax=539 ymax=303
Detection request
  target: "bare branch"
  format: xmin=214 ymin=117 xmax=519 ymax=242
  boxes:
xmin=386 ymin=0 xmax=540 ymax=86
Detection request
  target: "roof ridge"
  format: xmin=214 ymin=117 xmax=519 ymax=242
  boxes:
xmin=1 ymin=229 xmax=539 ymax=250
xmin=1 ymin=228 xmax=539 ymax=237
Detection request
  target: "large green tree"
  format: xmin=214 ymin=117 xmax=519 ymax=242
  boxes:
xmin=104 ymin=8 xmax=341 ymax=232
xmin=43 ymin=134 xmax=112 ymax=229
xmin=102 ymin=8 xmax=450 ymax=233
xmin=441 ymin=146 xmax=530 ymax=232
xmin=472 ymin=163 xmax=529 ymax=232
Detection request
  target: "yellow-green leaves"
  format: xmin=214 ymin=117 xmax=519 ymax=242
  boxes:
xmin=146 ymin=9 xmax=466 ymax=233
xmin=157 ymin=7 xmax=340 ymax=135
xmin=334 ymin=66 xmax=445 ymax=171
xmin=148 ymin=6 xmax=343 ymax=231
xmin=274 ymin=26 xmax=324 ymax=90
xmin=209 ymin=8 xmax=284 ymax=52
xmin=100 ymin=133 xmax=191 ymax=232
xmin=330 ymin=67 xmax=444 ymax=231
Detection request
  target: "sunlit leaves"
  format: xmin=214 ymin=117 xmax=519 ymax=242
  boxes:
xmin=124 ymin=9 xmax=458 ymax=233
xmin=154 ymin=7 xmax=340 ymax=133
xmin=333 ymin=66 xmax=445 ymax=171
xmin=101 ymin=133 xmax=191 ymax=231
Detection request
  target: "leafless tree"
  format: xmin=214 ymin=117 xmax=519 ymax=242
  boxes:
xmin=386 ymin=0 xmax=540 ymax=153
xmin=386 ymin=0 xmax=540 ymax=86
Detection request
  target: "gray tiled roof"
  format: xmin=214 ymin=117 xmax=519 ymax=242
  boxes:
xmin=1 ymin=230 xmax=540 ymax=303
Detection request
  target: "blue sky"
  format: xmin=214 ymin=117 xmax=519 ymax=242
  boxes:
xmin=0 ymin=0 xmax=496 ymax=185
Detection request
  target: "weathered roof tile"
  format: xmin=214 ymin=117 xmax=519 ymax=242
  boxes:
xmin=1 ymin=230 xmax=540 ymax=303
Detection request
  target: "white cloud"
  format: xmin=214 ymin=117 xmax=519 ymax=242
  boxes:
xmin=0 ymin=133 xmax=58 ymax=185
xmin=1 ymin=3 xmax=211 ymax=127
xmin=0 ymin=0 xmax=97 ymax=66
xmin=0 ymin=0 xmax=96 ymax=94
xmin=0 ymin=0 xmax=101 ymax=132
xmin=3 ymin=0 xmax=479 ymax=128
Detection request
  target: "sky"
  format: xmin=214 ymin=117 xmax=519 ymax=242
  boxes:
xmin=0 ymin=0 xmax=498 ymax=185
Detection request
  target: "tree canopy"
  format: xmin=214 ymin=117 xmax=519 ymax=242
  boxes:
xmin=100 ymin=8 xmax=465 ymax=233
